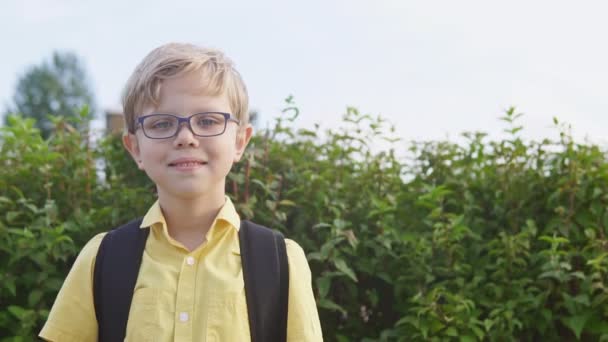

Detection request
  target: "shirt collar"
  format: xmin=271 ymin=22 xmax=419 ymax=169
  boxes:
xmin=140 ymin=196 xmax=241 ymax=234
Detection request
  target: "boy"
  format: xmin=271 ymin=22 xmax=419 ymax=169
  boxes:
xmin=39 ymin=43 xmax=323 ymax=341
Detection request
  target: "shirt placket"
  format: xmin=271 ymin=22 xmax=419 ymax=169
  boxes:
xmin=174 ymin=253 xmax=198 ymax=340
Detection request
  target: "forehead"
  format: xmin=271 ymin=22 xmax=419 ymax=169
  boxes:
xmin=160 ymin=71 xmax=221 ymax=97
xmin=144 ymin=72 xmax=231 ymax=114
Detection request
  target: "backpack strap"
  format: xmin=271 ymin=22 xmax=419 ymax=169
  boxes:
xmin=92 ymin=218 xmax=289 ymax=342
xmin=93 ymin=218 xmax=148 ymax=342
xmin=239 ymin=220 xmax=289 ymax=342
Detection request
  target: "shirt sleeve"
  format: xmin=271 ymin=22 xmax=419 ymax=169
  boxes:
xmin=285 ymin=239 xmax=324 ymax=342
xmin=39 ymin=233 xmax=106 ymax=342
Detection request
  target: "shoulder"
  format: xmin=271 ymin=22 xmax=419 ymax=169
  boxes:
xmin=284 ymin=239 xmax=324 ymax=340
xmin=284 ymin=238 xmax=306 ymax=258
xmin=66 ymin=232 xmax=107 ymax=269
xmin=284 ymin=239 xmax=312 ymax=281
xmin=77 ymin=232 xmax=106 ymax=266
xmin=63 ymin=232 xmax=107 ymax=286
xmin=62 ymin=232 xmax=108 ymax=285
xmin=85 ymin=232 xmax=106 ymax=251
xmin=38 ymin=233 xmax=107 ymax=342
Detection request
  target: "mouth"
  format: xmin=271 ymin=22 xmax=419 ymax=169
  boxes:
xmin=168 ymin=159 xmax=207 ymax=167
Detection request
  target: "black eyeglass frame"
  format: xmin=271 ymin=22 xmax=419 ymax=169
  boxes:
xmin=135 ymin=112 xmax=240 ymax=139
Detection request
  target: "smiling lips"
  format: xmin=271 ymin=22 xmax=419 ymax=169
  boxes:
xmin=168 ymin=158 xmax=207 ymax=169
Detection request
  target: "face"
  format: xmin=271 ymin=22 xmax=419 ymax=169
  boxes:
xmin=123 ymin=72 xmax=252 ymax=202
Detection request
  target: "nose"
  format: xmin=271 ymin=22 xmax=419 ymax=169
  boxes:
xmin=173 ymin=121 xmax=199 ymax=147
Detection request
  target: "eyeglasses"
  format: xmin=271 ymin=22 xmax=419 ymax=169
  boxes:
xmin=136 ymin=112 xmax=240 ymax=139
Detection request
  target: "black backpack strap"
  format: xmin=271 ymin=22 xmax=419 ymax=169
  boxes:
xmin=93 ymin=218 xmax=148 ymax=342
xmin=239 ymin=220 xmax=289 ymax=342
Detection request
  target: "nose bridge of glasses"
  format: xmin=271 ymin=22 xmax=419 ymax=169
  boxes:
xmin=174 ymin=116 xmax=196 ymax=136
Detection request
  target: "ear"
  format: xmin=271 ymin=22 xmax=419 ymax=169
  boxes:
xmin=122 ymin=133 xmax=144 ymax=170
xmin=233 ymin=124 xmax=253 ymax=163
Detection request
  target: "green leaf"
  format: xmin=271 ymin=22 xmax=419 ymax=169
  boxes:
xmin=317 ymin=298 xmax=346 ymax=315
xmin=28 ymin=289 xmax=43 ymax=306
xmin=572 ymin=294 xmax=590 ymax=307
xmin=562 ymin=314 xmax=591 ymax=340
xmin=471 ymin=325 xmax=485 ymax=340
xmin=316 ymin=276 xmax=331 ymax=299
xmin=395 ymin=315 xmax=416 ymax=327
xmin=7 ymin=305 xmax=26 ymax=320
xmin=335 ymin=335 xmax=349 ymax=342
xmin=312 ymin=222 xmax=332 ymax=229
xmin=584 ymin=228 xmax=596 ymax=239
xmin=278 ymin=199 xmax=296 ymax=207
xmin=483 ymin=319 xmax=494 ymax=332
xmin=4 ymin=277 xmax=17 ymax=297
xmin=334 ymin=258 xmax=357 ymax=282
xmin=368 ymin=289 xmax=379 ymax=306
xmin=585 ymin=313 xmax=608 ymax=334
xmin=6 ymin=211 xmax=20 ymax=222
xmin=306 ymin=252 xmax=322 ymax=261
xmin=445 ymin=327 xmax=458 ymax=336
xmin=459 ymin=335 xmax=477 ymax=342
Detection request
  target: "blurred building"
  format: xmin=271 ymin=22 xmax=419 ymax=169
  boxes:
xmin=105 ymin=109 xmax=124 ymax=135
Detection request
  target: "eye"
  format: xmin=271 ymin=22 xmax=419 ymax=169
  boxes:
xmin=196 ymin=116 xmax=221 ymax=127
xmin=144 ymin=117 xmax=175 ymax=130
xmin=151 ymin=120 xmax=173 ymax=129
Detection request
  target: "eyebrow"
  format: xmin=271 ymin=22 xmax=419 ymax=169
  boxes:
xmin=151 ymin=109 xmax=227 ymax=114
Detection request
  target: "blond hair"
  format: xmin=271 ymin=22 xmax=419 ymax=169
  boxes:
xmin=121 ymin=43 xmax=249 ymax=133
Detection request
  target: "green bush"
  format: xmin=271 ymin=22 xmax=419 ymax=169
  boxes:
xmin=1 ymin=103 xmax=608 ymax=341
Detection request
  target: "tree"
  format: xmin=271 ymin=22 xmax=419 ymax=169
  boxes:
xmin=4 ymin=51 xmax=95 ymax=138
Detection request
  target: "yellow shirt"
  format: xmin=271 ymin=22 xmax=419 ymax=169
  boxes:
xmin=39 ymin=197 xmax=323 ymax=341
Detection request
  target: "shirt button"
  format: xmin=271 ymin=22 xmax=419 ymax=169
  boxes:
xmin=179 ymin=312 xmax=189 ymax=322
xmin=186 ymin=256 xmax=195 ymax=266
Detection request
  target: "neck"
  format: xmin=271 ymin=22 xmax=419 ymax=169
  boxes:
xmin=157 ymin=188 xmax=226 ymax=247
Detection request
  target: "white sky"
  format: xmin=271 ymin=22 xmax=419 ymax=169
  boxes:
xmin=1 ymin=0 xmax=607 ymax=145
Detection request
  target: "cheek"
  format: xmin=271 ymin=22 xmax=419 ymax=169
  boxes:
xmin=139 ymin=145 xmax=165 ymax=166
xmin=207 ymin=136 xmax=237 ymax=156
xmin=207 ymin=143 xmax=237 ymax=170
